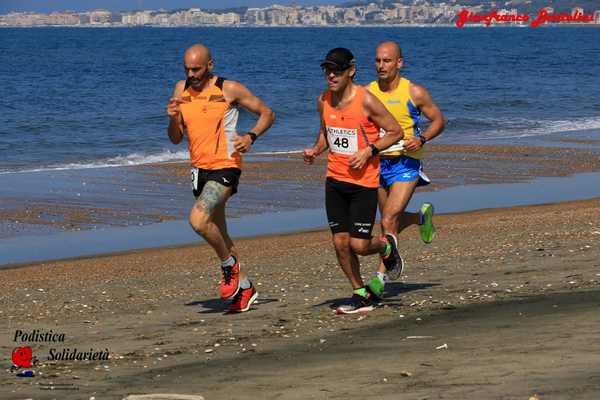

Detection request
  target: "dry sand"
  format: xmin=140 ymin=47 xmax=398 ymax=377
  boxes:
xmin=1 ymin=198 xmax=599 ymax=399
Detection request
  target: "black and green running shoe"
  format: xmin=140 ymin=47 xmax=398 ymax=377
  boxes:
xmin=419 ymin=202 xmax=436 ymax=244
xmin=382 ymin=234 xmax=404 ymax=281
xmin=335 ymin=293 xmax=375 ymax=314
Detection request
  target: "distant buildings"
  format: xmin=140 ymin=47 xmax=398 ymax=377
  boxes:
xmin=0 ymin=2 xmax=599 ymax=27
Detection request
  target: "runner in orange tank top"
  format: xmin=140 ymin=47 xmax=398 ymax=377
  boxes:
xmin=303 ymin=48 xmax=406 ymax=314
xmin=166 ymin=44 xmax=275 ymax=313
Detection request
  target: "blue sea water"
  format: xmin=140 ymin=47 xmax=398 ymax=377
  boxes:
xmin=1 ymin=27 xmax=600 ymax=173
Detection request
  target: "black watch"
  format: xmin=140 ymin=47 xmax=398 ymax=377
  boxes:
xmin=246 ymin=132 xmax=258 ymax=144
xmin=369 ymin=143 xmax=380 ymax=156
xmin=419 ymin=136 xmax=428 ymax=146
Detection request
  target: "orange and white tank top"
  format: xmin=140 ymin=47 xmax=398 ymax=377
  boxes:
xmin=322 ymin=86 xmax=380 ymax=188
xmin=179 ymin=77 xmax=241 ymax=170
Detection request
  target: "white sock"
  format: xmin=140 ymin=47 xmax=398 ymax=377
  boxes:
xmin=239 ymin=277 xmax=251 ymax=289
xmin=376 ymin=271 xmax=388 ymax=284
xmin=221 ymin=255 xmax=236 ymax=268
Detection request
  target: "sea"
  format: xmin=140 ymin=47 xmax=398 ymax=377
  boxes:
xmin=1 ymin=27 xmax=600 ymax=264
xmin=1 ymin=26 xmax=599 ymax=173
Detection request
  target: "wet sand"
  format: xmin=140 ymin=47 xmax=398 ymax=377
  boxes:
xmin=2 ymin=142 xmax=600 ymax=236
xmin=1 ymin=198 xmax=599 ymax=399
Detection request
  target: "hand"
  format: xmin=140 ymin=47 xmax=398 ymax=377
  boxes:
xmin=166 ymin=97 xmax=189 ymax=119
xmin=234 ymin=134 xmax=253 ymax=153
xmin=303 ymin=148 xmax=317 ymax=165
xmin=349 ymin=147 xmax=372 ymax=170
xmin=403 ymin=136 xmax=423 ymax=151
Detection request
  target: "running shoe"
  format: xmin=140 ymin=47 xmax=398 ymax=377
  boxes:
xmin=381 ymin=234 xmax=404 ymax=281
xmin=335 ymin=293 xmax=375 ymax=314
xmin=419 ymin=202 xmax=436 ymax=244
xmin=366 ymin=276 xmax=385 ymax=301
xmin=219 ymin=259 xmax=240 ymax=300
xmin=228 ymin=285 xmax=258 ymax=313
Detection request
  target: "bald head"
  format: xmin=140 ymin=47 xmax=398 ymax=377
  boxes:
xmin=183 ymin=44 xmax=214 ymax=91
xmin=374 ymin=41 xmax=404 ymax=84
xmin=376 ymin=41 xmax=402 ymax=59
xmin=184 ymin=44 xmax=212 ymax=64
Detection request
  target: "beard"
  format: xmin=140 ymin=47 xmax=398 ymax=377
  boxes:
xmin=186 ymin=72 xmax=211 ymax=90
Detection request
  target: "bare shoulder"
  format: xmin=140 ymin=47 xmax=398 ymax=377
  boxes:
xmin=317 ymin=91 xmax=328 ymax=112
xmin=173 ymin=79 xmax=186 ymax=96
xmin=362 ymin=87 xmax=384 ymax=110
xmin=318 ymin=90 xmax=329 ymax=103
xmin=409 ymin=82 xmax=431 ymax=104
xmin=222 ymin=79 xmax=250 ymax=95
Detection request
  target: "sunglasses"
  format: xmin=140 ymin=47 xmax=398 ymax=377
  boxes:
xmin=322 ymin=66 xmax=350 ymax=76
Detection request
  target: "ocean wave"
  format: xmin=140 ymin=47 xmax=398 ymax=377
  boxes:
xmin=0 ymin=149 xmax=190 ymax=174
xmin=252 ymin=150 xmax=302 ymax=156
xmin=0 ymin=148 xmax=306 ymax=175
xmin=449 ymin=116 xmax=600 ymax=140
xmin=482 ymin=116 xmax=600 ymax=140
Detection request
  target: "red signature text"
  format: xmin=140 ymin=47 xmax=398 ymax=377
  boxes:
xmin=456 ymin=9 xmax=529 ymax=27
xmin=456 ymin=8 xmax=595 ymax=28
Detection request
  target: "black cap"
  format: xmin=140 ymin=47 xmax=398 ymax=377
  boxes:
xmin=320 ymin=48 xmax=356 ymax=70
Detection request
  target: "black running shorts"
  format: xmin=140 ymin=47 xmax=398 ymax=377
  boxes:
xmin=192 ymin=167 xmax=241 ymax=198
xmin=325 ymin=177 xmax=378 ymax=239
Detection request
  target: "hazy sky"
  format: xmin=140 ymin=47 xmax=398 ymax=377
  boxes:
xmin=0 ymin=0 xmax=348 ymax=14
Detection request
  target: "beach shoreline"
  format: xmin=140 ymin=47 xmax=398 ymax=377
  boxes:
xmin=1 ymin=198 xmax=599 ymax=399
xmin=2 ymin=142 xmax=600 ymax=241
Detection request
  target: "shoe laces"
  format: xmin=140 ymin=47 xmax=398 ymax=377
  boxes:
xmin=222 ymin=265 xmax=233 ymax=284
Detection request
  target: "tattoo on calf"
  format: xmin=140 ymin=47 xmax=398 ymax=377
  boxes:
xmin=194 ymin=181 xmax=228 ymax=214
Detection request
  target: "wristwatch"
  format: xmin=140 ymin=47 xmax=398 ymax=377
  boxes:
xmin=246 ymin=132 xmax=258 ymax=144
xmin=419 ymin=136 xmax=428 ymax=146
xmin=369 ymin=143 xmax=380 ymax=156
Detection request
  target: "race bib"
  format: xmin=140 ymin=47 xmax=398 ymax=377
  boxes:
xmin=379 ymin=128 xmax=405 ymax=153
xmin=327 ymin=127 xmax=358 ymax=155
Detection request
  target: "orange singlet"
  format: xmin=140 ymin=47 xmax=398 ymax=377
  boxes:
xmin=179 ymin=77 xmax=241 ymax=170
xmin=323 ymin=86 xmax=380 ymax=188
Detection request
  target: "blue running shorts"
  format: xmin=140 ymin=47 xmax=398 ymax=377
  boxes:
xmin=380 ymin=156 xmax=431 ymax=188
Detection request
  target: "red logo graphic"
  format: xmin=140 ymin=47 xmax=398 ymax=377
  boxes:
xmin=456 ymin=8 xmax=595 ymax=28
xmin=12 ymin=346 xmax=33 ymax=368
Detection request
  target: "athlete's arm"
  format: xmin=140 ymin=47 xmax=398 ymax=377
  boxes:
xmin=404 ymin=83 xmax=445 ymax=151
xmin=304 ymin=95 xmax=328 ymax=165
xmin=349 ymin=91 xmax=404 ymax=169
xmin=224 ymin=80 xmax=275 ymax=154
xmin=166 ymin=80 xmax=187 ymax=145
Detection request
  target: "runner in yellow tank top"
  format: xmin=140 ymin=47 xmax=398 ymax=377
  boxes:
xmin=366 ymin=41 xmax=445 ymax=299
xmin=166 ymin=44 xmax=275 ymax=313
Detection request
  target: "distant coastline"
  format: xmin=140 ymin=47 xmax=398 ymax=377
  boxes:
xmin=2 ymin=3 xmax=598 ymax=28
xmin=2 ymin=23 xmax=599 ymax=28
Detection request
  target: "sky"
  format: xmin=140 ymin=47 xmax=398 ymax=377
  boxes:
xmin=0 ymin=0 xmax=348 ymax=14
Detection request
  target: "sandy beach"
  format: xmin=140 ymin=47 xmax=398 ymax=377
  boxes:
xmin=1 ymin=196 xmax=599 ymax=399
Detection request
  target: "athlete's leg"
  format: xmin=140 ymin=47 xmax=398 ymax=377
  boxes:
xmin=188 ymin=181 xmax=232 ymax=261
xmin=375 ymin=180 xmax=418 ymax=274
xmin=381 ymin=180 xmax=419 ymax=234
xmin=332 ymin=232 xmax=364 ymax=289
xmin=213 ymin=201 xmax=237 ymax=258
xmin=349 ymin=236 xmax=386 ymax=256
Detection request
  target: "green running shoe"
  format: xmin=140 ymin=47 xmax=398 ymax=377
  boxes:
xmin=366 ymin=277 xmax=384 ymax=301
xmin=419 ymin=202 xmax=436 ymax=244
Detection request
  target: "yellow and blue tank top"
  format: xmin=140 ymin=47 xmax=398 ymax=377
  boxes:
xmin=368 ymin=77 xmax=424 ymax=160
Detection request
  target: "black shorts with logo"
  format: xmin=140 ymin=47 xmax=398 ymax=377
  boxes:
xmin=192 ymin=167 xmax=241 ymax=198
xmin=325 ymin=177 xmax=378 ymax=239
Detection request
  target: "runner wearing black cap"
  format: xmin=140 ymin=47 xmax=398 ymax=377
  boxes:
xmin=303 ymin=48 xmax=406 ymax=314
